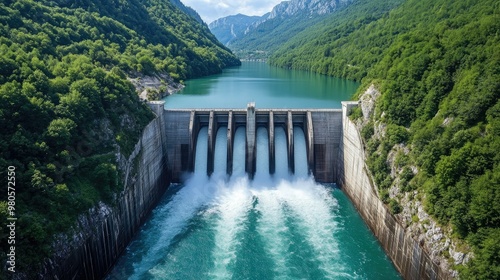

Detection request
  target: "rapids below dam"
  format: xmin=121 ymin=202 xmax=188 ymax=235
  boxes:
xmin=107 ymin=126 xmax=400 ymax=279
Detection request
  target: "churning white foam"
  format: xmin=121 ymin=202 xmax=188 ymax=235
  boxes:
xmin=209 ymin=176 xmax=254 ymax=278
xmin=124 ymin=124 xmax=353 ymax=279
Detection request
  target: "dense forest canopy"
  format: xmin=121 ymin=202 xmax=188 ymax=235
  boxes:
xmin=0 ymin=0 xmax=239 ymax=275
xmin=270 ymin=0 xmax=500 ymax=278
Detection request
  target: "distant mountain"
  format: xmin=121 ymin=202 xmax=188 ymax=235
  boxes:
xmin=267 ymin=0 xmax=352 ymax=19
xmin=209 ymin=14 xmax=262 ymax=45
xmin=209 ymin=0 xmax=354 ymax=59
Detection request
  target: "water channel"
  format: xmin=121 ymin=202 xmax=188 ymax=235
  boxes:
xmin=107 ymin=62 xmax=401 ymax=279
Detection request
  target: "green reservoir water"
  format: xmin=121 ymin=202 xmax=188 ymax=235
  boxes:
xmin=107 ymin=62 xmax=401 ymax=279
xmin=164 ymin=61 xmax=358 ymax=109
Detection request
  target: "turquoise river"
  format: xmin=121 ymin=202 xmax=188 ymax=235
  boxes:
xmin=107 ymin=62 xmax=401 ymax=279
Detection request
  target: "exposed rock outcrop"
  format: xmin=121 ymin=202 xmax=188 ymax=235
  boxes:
xmin=128 ymin=72 xmax=184 ymax=101
xmin=268 ymin=0 xmax=352 ymax=19
xmin=359 ymin=84 xmax=380 ymax=123
xmin=209 ymin=14 xmax=262 ymax=45
xmin=341 ymin=101 xmax=450 ymax=279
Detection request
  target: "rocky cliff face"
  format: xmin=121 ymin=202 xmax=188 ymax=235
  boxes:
xmin=268 ymin=0 xmax=352 ymax=19
xmin=246 ymin=0 xmax=353 ymax=30
xmin=128 ymin=72 xmax=184 ymax=101
xmin=209 ymin=14 xmax=262 ymax=45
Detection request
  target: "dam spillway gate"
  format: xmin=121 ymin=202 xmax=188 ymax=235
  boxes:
xmin=163 ymin=103 xmax=343 ymax=183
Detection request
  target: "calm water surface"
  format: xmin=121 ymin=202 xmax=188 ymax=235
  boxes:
xmin=163 ymin=61 xmax=358 ymax=109
xmin=107 ymin=62 xmax=401 ymax=279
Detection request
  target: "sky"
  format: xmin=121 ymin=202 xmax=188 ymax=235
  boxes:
xmin=181 ymin=0 xmax=284 ymax=24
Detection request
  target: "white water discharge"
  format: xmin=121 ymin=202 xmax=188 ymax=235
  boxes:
xmin=108 ymin=125 xmax=399 ymax=280
xmin=294 ymin=126 xmax=309 ymax=178
xmin=275 ymin=127 xmax=289 ymax=177
xmin=213 ymin=126 xmax=227 ymax=175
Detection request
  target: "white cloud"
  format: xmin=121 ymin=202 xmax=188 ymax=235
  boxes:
xmin=181 ymin=0 xmax=283 ymax=24
xmin=216 ymin=2 xmax=230 ymax=9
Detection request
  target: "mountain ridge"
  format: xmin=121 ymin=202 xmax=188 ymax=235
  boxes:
xmin=209 ymin=14 xmax=262 ymax=46
xmin=209 ymin=0 xmax=354 ymax=59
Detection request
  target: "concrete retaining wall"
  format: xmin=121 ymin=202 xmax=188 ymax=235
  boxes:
xmin=48 ymin=102 xmax=170 ymax=279
xmin=339 ymin=102 xmax=448 ymax=280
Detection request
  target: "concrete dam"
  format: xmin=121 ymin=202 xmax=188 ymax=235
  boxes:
xmin=163 ymin=102 xmax=342 ymax=182
xmin=49 ymin=101 xmax=449 ymax=280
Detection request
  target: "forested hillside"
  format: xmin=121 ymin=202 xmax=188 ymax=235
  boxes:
xmin=0 ymin=0 xmax=239 ymax=275
xmin=269 ymin=0 xmax=405 ymax=80
xmin=214 ymin=0 xmax=356 ymax=60
xmin=228 ymin=14 xmax=328 ymax=59
xmin=271 ymin=0 xmax=499 ymax=278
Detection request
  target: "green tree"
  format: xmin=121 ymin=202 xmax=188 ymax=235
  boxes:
xmin=45 ymin=118 xmax=77 ymax=147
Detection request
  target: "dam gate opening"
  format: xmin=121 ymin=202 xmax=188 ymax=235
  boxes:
xmin=163 ymin=103 xmax=343 ymax=183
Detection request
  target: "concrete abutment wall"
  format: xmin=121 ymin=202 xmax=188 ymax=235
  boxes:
xmin=48 ymin=101 xmax=170 ymax=279
xmin=339 ymin=102 xmax=448 ymax=280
